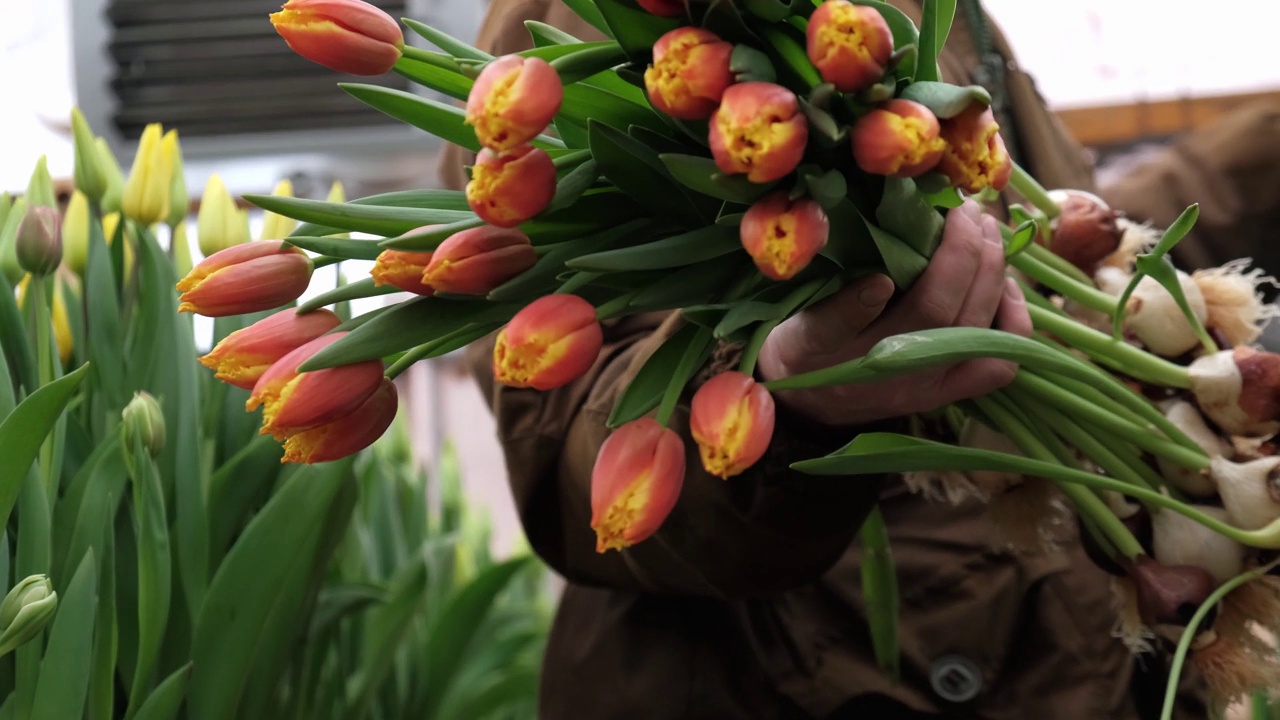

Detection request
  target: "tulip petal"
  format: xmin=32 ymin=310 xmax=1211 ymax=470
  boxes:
xmin=590 ymin=418 xmax=686 ymax=552
xmin=282 ymin=379 xmax=398 ymax=463
xmin=492 ymin=294 xmax=602 ymax=390
xmin=690 ymin=372 xmax=776 ymax=479
xmin=200 ymin=308 xmax=341 ymax=390
xmin=371 ymin=249 xmax=436 ymax=296
xmin=177 ymin=252 xmax=313 ymax=317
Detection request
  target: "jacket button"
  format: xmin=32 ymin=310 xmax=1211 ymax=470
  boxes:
xmin=929 ymin=654 xmax=982 ymax=703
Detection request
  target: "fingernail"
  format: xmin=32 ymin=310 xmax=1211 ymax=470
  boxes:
xmin=859 ymin=276 xmax=894 ymax=307
xmin=1005 ymin=277 xmax=1024 ymax=303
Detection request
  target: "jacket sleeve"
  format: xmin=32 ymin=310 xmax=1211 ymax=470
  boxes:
xmin=1099 ymin=99 xmax=1280 ymax=272
xmin=465 ymin=312 xmax=890 ymax=599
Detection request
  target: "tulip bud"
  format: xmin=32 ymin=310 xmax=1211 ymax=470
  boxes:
xmin=636 ymin=0 xmax=684 ymax=16
xmin=177 ymin=240 xmax=313 ymax=317
xmin=15 ymin=274 xmax=73 ymax=365
xmin=493 ymin=294 xmax=602 ymax=390
xmin=281 ymin=379 xmax=398 ymax=463
xmin=591 ymin=418 xmax=686 ymax=553
xmin=644 ymin=27 xmax=735 ymax=121
xmin=690 ymin=371 xmax=775 ymax=479
xmin=1045 ymin=189 xmax=1122 ymax=276
xmin=0 ymin=575 xmax=57 ymax=657
xmin=164 ymin=129 xmax=189 ymax=228
xmin=807 ymin=0 xmax=893 ymax=93
xmin=71 ymin=108 xmax=107 ymax=201
xmin=260 ymin=179 xmax=299 ymax=240
xmin=25 ymin=156 xmax=57 ymax=211
xmin=122 ymin=391 xmax=167 ymax=458
xmin=197 ymin=174 xmax=250 ymax=257
xmin=1190 ymin=347 xmax=1280 ymax=437
xmin=466 ymin=55 xmax=564 ymax=152
xmin=709 ymin=82 xmax=808 ymax=183
xmin=421 ymin=226 xmax=536 ymax=295
xmin=246 ymin=332 xmax=385 ymax=439
xmin=172 ymin=222 xmax=193 ymax=279
xmin=15 ymin=206 xmax=62 ymax=277
xmin=851 ymin=99 xmax=945 ymax=178
xmin=62 ymin=191 xmax=90 ymax=276
xmin=937 ymin=103 xmax=1012 ymax=193
xmin=465 ymin=146 xmax=556 ymax=228
xmin=122 ymin=123 xmax=174 ymax=226
xmin=201 ymin=307 xmax=342 ymax=389
xmin=740 ymin=191 xmax=828 ymax=280
xmin=0 ymin=198 xmax=26 ymax=285
xmin=270 ymin=0 xmax=405 ymax=75
xmin=96 ymin=138 xmax=127 ymax=215
xmin=371 ymin=248 xmax=436 ymax=296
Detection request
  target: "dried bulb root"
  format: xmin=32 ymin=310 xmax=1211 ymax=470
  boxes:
xmin=1111 ymin=577 xmax=1157 ymax=655
xmin=1102 ymin=217 xmax=1159 ymax=271
xmin=1190 ymin=630 xmax=1280 ymax=708
xmin=1193 ymin=258 xmax=1280 ymax=347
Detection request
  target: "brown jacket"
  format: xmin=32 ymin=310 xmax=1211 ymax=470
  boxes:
xmin=446 ymin=2 xmax=1208 ymax=718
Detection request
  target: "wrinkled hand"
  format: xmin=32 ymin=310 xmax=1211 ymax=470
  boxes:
xmin=757 ymin=200 xmax=1031 ymax=427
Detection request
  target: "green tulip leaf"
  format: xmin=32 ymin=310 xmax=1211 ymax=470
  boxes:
xmin=0 ymin=363 xmax=89 ymax=525
xmin=915 ymin=0 xmax=956 ymax=83
xmin=900 ymin=81 xmax=991 ymax=119
xmin=609 ymin=322 xmax=714 ymax=428
xmin=247 ymin=193 xmax=475 ymax=238
xmin=876 ymin=177 xmax=944 ymax=257
xmin=401 ymin=17 xmax=493 ymax=60
xmin=660 ymin=154 xmax=775 ymax=204
xmin=567 ymin=225 xmax=739 ymax=272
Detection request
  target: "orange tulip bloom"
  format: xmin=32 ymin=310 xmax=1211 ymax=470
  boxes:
xmin=937 ymin=103 xmax=1012 ymax=193
xmin=690 ymin=371 xmax=776 ymax=479
xmin=200 ymin=307 xmax=341 ymax=390
xmin=806 ymin=0 xmax=893 ymax=93
xmin=740 ymin=191 xmax=829 ymax=280
xmin=644 ymin=27 xmax=734 ymax=121
xmin=246 ymin=332 xmax=384 ymax=440
xmin=269 ymin=0 xmax=404 ymax=76
xmin=591 ymin=418 xmax=686 ymax=553
xmin=282 ymin=379 xmax=398 ymax=463
xmin=421 ymin=226 xmax=536 ymax=295
xmin=372 ymin=248 xmax=436 ymax=296
xmin=851 ymin=99 xmax=946 ymax=178
xmin=709 ymin=82 xmax=808 ymax=183
xmin=466 ymin=145 xmax=557 ymax=228
xmin=493 ymin=294 xmax=602 ymax=390
xmin=177 ymin=240 xmax=312 ymax=317
xmin=466 ymin=55 xmax=564 ymax=151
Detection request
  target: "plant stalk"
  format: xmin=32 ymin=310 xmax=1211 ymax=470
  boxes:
xmin=1028 ymin=304 xmax=1191 ymax=388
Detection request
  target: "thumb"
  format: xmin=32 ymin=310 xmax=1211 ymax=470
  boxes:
xmin=793 ymin=273 xmax=895 ymax=355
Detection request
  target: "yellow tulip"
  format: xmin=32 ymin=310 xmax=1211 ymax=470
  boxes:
xmin=16 ymin=275 xmax=73 ymax=365
xmin=196 ymin=174 xmax=249 ymax=257
xmin=101 ymin=213 xmax=136 ymax=285
xmin=71 ymin=108 xmax=107 ymax=201
xmin=97 ymin=138 xmax=126 ymax=215
xmin=122 ymin=124 xmax=174 ymax=226
xmin=62 ymin=191 xmax=90 ymax=276
xmin=165 ymin=129 xmax=189 ymax=228
xmin=259 ymin=179 xmax=298 ymax=241
xmin=172 ymin=222 xmax=193 ymax=279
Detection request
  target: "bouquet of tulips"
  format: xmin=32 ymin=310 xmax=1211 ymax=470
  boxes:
xmin=171 ymin=0 xmax=1280 ymax=712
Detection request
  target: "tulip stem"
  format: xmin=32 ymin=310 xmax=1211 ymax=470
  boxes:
xmin=385 ymin=322 xmax=501 ymax=379
xmin=398 ymin=46 xmax=467 ymax=75
xmin=312 ymin=256 xmax=343 ymax=269
xmin=1007 ymin=163 xmax=1059 ymax=220
xmin=1027 ymin=304 xmax=1191 ymax=389
xmin=1159 ymin=561 xmax=1280 ymax=720
xmin=1007 ymin=249 xmax=1117 ymax=315
xmin=1019 ymin=240 xmax=1094 ymax=287
xmin=595 ymin=292 xmax=638 ymax=321
xmin=552 ymin=149 xmax=592 ymax=169
xmin=24 ymin=275 xmax=57 ymax=493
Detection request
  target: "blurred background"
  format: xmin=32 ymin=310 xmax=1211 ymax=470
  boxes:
xmin=4 ymin=0 xmax=1279 ymax=558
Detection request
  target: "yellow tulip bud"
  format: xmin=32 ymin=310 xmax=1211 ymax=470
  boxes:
xmin=63 ymin=191 xmax=91 ymax=276
xmin=97 ymin=138 xmax=127 ymax=215
xmin=101 ymin=212 xmax=136 ymax=285
xmin=259 ymin=179 xmax=298 ymax=241
xmin=197 ymin=174 xmax=249 ymax=257
xmin=26 ymin=157 xmax=56 ymax=210
xmin=172 ymin=223 xmax=193 ymax=279
xmin=51 ymin=278 xmax=73 ymax=365
xmin=165 ymin=129 xmax=189 ymax=228
xmin=71 ymin=109 xmax=107 ymax=200
xmin=122 ymin=124 xmax=174 ymax=226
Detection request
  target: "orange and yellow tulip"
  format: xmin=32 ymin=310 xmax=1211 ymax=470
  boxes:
xmin=372 ymin=247 xmax=436 ymax=296
xmin=690 ymin=371 xmax=775 ymax=479
xmin=851 ymin=99 xmax=946 ymax=178
xmin=740 ymin=191 xmax=829 ymax=281
xmin=466 ymin=145 xmax=557 ymax=228
xmin=644 ymin=27 xmax=734 ymax=121
xmin=421 ymin=225 xmax=536 ymax=295
xmin=937 ymin=103 xmax=1012 ymax=193
xmin=282 ymin=379 xmax=398 ymax=463
xmin=246 ymin=331 xmax=385 ymax=440
xmin=270 ymin=0 xmax=404 ymax=76
xmin=493 ymin=294 xmax=602 ymax=390
xmin=200 ymin=307 xmax=342 ymax=390
xmin=177 ymin=240 xmax=312 ymax=316
xmin=806 ymin=0 xmax=893 ymax=93
xmin=709 ymin=82 xmax=808 ymax=183
xmin=466 ymin=55 xmax=563 ymax=151
xmin=591 ymin=418 xmax=686 ymax=553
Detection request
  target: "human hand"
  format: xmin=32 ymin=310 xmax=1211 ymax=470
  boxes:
xmin=756 ymin=199 xmax=1032 ymax=427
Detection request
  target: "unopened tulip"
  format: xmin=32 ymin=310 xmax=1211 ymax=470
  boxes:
xmin=466 ymin=146 xmax=556 ymax=228
xmin=851 ymin=99 xmax=945 ymax=178
xmin=270 ymin=0 xmax=404 ymax=76
xmin=282 ymin=379 xmax=398 ymax=463
xmin=122 ymin=123 xmax=174 ymax=226
xmin=371 ymin=248 xmax=436 ymax=296
xmin=71 ymin=108 xmax=107 ymax=201
xmin=122 ymin=391 xmax=167 ymax=458
xmin=1045 ymin=189 xmax=1122 ymax=276
xmin=740 ymin=191 xmax=829 ymax=280
xmin=591 ymin=418 xmax=686 ymax=552
xmin=201 ymin=307 xmax=342 ymax=389
xmin=807 ymin=0 xmax=893 ymax=93
xmin=197 ymin=174 xmax=250 ymax=257
xmin=690 ymin=371 xmax=775 ymax=479
xmin=0 ymin=575 xmax=57 ymax=657
xmin=937 ymin=103 xmax=1012 ymax=193
xmin=1190 ymin=347 xmax=1280 ymax=437
xmin=96 ymin=138 xmax=126 ymax=215
xmin=177 ymin=240 xmax=312 ymax=316
xmin=644 ymin=27 xmax=734 ymax=121
xmin=493 ymin=294 xmax=602 ymax=390
xmin=259 ymin=179 xmax=299 ymax=240
xmin=246 ymin=332 xmax=384 ymax=439
xmin=421 ymin=225 xmax=536 ymax=295
xmin=15 ymin=206 xmax=61 ymax=276
xmin=164 ymin=129 xmax=188 ymax=227
xmin=636 ymin=0 xmax=684 ymax=16
xmin=16 ymin=274 xmax=74 ymax=364
xmin=62 ymin=191 xmax=90 ymax=276
xmin=709 ymin=82 xmax=808 ymax=183
xmin=466 ymin=55 xmax=563 ymax=151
